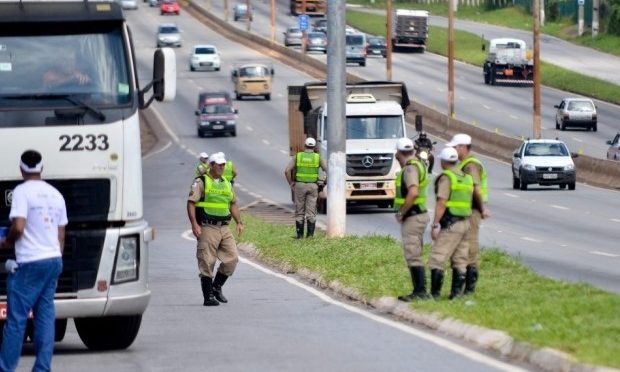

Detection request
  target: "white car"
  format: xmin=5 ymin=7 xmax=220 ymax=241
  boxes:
xmin=189 ymin=45 xmax=221 ymax=71
xmin=118 ymin=0 xmax=138 ymax=10
xmin=511 ymin=139 xmax=577 ymax=190
xmin=554 ymin=97 xmax=597 ymax=132
xmin=156 ymin=23 xmax=181 ymax=48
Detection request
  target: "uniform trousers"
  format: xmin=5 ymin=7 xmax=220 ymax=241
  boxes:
xmin=294 ymin=182 xmax=318 ymax=224
xmin=401 ymin=213 xmax=430 ymax=267
xmin=428 ymin=218 xmax=471 ymax=272
xmin=468 ymin=209 xmax=482 ymax=266
xmin=196 ymin=224 xmax=238 ymax=278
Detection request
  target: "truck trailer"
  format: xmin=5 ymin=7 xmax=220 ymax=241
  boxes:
xmin=483 ymin=38 xmax=534 ymax=85
xmin=391 ymin=9 xmax=429 ymax=52
xmin=288 ymin=81 xmax=410 ymax=212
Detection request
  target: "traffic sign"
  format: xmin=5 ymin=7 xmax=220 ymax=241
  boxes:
xmin=298 ymin=14 xmax=310 ymax=31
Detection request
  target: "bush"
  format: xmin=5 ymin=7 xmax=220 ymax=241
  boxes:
xmin=546 ymin=0 xmax=560 ymax=22
xmin=609 ymin=4 xmax=620 ymax=35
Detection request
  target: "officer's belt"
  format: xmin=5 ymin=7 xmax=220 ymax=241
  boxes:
xmin=439 ymin=213 xmax=465 ymax=229
xmin=203 ymin=219 xmax=230 ymax=226
xmin=403 ymin=205 xmax=426 ymax=220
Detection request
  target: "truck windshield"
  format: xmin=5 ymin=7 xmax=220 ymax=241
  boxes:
xmin=346 ymin=116 xmax=404 ymax=140
xmin=0 ymin=30 xmax=131 ymax=111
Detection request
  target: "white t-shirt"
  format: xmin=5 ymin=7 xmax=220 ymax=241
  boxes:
xmin=9 ymin=180 xmax=68 ymax=264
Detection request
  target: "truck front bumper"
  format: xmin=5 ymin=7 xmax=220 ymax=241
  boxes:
xmin=345 ymin=179 xmax=395 ymax=200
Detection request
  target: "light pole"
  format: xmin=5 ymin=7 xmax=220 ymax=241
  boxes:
xmin=224 ymin=0 xmax=229 ymax=22
xmin=386 ymin=0 xmax=393 ymax=81
xmin=271 ymin=0 xmax=276 ymax=42
xmin=533 ymin=0 xmax=542 ymax=139
xmin=448 ymin=0 xmax=455 ymax=119
xmin=246 ymin=0 xmax=251 ymax=32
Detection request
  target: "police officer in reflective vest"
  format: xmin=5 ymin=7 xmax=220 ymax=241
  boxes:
xmin=195 ymin=152 xmax=209 ymax=178
xmin=284 ymin=137 xmax=327 ymax=239
xmin=447 ymin=133 xmax=490 ymax=295
xmin=394 ymin=138 xmax=431 ymax=301
xmin=187 ymin=153 xmax=244 ymax=306
xmin=429 ymin=147 xmax=474 ymax=300
xmin=222 ymin=155 xmax=237 ymax=186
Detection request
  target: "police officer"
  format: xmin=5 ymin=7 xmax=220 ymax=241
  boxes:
xmin=394 ymin=138 xmax=431 ymax=301
xmin=187 ymin=153 xmax=244 ymax=306
xmin=429 ymin=147 xmax=474 ymax=300
xmin=447 ymin=133 xmax=490 ymax=295
xmin=195 ymin=152 xmax=209 ymax=178
xmin=284 ymin=137 xmax=327 ymax=239
xmin=221 ymin=153 xmax=237 ymax=186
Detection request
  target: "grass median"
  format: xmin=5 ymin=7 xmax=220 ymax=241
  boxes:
xmin=238 ymin=214 xmax=620 ymax=369
xmin=346 ymin=9 xmax=620 ymax=105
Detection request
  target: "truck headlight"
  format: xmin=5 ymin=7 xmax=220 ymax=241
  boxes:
xmin=113 ymin=235 xmax=139 ymax=284
xmin=523 ymin=164 xmax=535 ymax=171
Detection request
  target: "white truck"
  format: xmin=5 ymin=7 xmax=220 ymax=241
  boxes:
xmin=288 ymin=82 xmax=410 ymax=212
xmin=0 ymin=0 xmax=176 ymax=349
xmin=483 ymin=38 xmax=534 ymax=85
xmin=391 ymin=9 xmax=429 ymax=52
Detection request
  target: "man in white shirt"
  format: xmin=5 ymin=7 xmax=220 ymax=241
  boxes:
xmin=0 ymin=150 xmax=67 ymax=372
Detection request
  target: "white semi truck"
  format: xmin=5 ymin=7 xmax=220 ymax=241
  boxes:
xmin=0 ymin=0 xmax=176 ymax=350
xmin=483 ymin=38 xmax=534 ymax=85
xmin=391 ymin=9 xmax=429 ymax=52
xmin=288 ymin=82 xmax=410 ymax=212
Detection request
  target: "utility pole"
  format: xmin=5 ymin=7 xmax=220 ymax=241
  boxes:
xmin=271 ymin=0 xmax=276 ymax=42
xmin=246 ymin=0 xmax=251 ymax=32
xmin=540 ymin=0 xmax=545 ymax=26
xmin=326 ymin=0 xmax=346 ymax=238
xmin=224 ymin=0 xmax=229 ymax=22
xmin=578 ymin=0 xmax=584 ymax=37
xmin=448 ymin=0 xmax=455 ymax=118
xmin=592 ymin=0 xmax=600 ymax=37
xmin=533 ymin=0 xmax=542 ymax=139
xmin=386 ymin=0 xmax=393 ymax=80
xmin=301 ymin=0 xmax=307 ymax=54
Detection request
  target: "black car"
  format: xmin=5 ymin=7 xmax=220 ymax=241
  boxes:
xmin=367 ymin=36 xmax=386 ymax=58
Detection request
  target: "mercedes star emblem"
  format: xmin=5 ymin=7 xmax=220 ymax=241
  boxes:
xmin=362 ymin=156 xmax=374 ymax=168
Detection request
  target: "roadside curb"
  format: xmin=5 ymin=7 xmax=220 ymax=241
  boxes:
xmin=237 ymin=242 xmax=618 ymax=372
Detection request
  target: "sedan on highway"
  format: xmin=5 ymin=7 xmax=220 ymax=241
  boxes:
xmin=160 ymin=0 xmax=179 ymax=15
xmin=555 ymin=97 xmax=597 ymax=132
xmin=283 ymin=27 xmax=303 ymax=47
xmin=156 ymin=23 xmax=181 ymax=47
xmin=367 ymin=36 xmax=387 ymax=58
xmin=304 ymin=31 xmax=327 ymax=54
xmin=118 ymin=0 xmax=138 ymax=10
xmin=512 ymin=139 xmax=576 ymax=190
xmin=189 ymin=45 xmax=221 ymax=71
xmin=607 ymin=132 xmax=620 ymax=161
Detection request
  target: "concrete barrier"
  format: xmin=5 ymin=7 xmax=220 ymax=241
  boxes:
xmin=185 ymin=0 xmax=620 ymax=190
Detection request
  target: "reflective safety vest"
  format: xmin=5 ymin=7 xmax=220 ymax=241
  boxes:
xmin=195 ymin=176 xmax=234 ymax=219
xmin=394 ymin=159 xmax=428 ymax=212
xmin=195 ymin=162 xmax=208 ymax=177
xmin=223 ymin=161 xmax=235 ymax=181
xmin=295 ymin=152 xmax=320 ymax=183
xmin=440 ymin=170 xmax=473 ymax=217
xmin=459 ymin=156 xmax=488 ymax=203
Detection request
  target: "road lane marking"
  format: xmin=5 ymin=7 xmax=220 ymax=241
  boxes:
xmin=143 ymin=141 xmax=172 ymax=161
xmin=503 ymin=193 xmax=519 ymax=198
xmin=246 ymin=126 xmax=254 ymax=131
xmin=572 ymin=137 xmax=583 ymax=143
xmin=280 ymin=149 xmax=288 ymax=155
xmin=611 ymin=218 xmax=620 ymax=223
xmin=521 ymin=237 xmax=543 ymax=243
xmin=482 ymin=104 xmax=491 ymax=110
xmin=590 ymin=251 xmax=619 ymax=258
xmin=151 ymin=106 xmax=180 ymax=143
xmin=509 ymin=114 xmax=518 ymax=120
xmin=551 ymin=205 xmax=569 ymax=210
xmin=262 ymin=139 xmax=271 ymax=145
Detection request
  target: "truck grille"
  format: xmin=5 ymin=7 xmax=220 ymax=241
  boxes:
xmin=347 ymin=153 xmax=393 ymax=176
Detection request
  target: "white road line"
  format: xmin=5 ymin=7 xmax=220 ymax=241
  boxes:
xmin=143 ymin=141 xmax=172 ymax=161
xmin=482 ymin=104 xmax=491 ymax=110
xmin=280 ymin=149 xmax=289 ymax=155
xmin=246 ymin=126 xmax=254 ymax=132
xmin=521 ymin=237 xmax=543 ymax=243
xmin=262 ymin=139 xmax=271 ymax=145
xmin=178 ymin=230 xmax=526 ymax=371
xmin=503 ymin=193 xmax=519 ymax=198
xmin=590 ymin=251 xmax=619 ymax=258
xmin=551 ymin=205 xmax=569 ymax=210
xmin=509 ymin=114 xmax=519 ymax=120
xmin=611 ymin=218 xmax=620 ymax=223
xmin=572 ymin=137 xmax=583 ymax=143
xmin=150 ymin=106 xmax=180 ymax=143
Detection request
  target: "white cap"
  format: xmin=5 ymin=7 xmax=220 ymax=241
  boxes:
xmin=438 ymin=147 xmax=459 ymax=162
xmin=396 ymin=137 xmax=414 ymax=151
xmin=208 ymin=152 xmax=226 ymax=165
xmin=446 ymin=133 xmax=472 ymax=147
xmin=199 ymin=152 xmax=209 ymax=159
xmin=305 ymin=137 xmax=316 ymax=147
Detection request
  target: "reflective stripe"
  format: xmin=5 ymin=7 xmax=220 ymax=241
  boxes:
xmin=459 ymin=156 xmax=488 ymax=203
xmin=442 ymin=170 xmax=473 ymax=217
xmin=195 ymin=176 xmax=234 ymax=218
xmin=394 ymin=159 xmax=428 ymax=212
xmin=295 ymin=152 xmax=320 ymax=183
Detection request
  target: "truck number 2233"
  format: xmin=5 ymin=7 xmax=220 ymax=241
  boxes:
xmin=59 ymin=134 xmax=110 ymax=151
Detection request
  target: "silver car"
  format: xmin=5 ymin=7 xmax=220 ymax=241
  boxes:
xmin=284 ymin=27 xmax=303 ymax=47
xmin=156 ymin=23 xmax=181 ymax=48
xmin=607 ymin=132 xmax=620 ymax=161
xmin=304 ymin=31 xmax=327 ymax=54
xmin=554 ymin=97 xmax=597 ymax=132
xmin=118 ymin=0 xmax=138 ymax=10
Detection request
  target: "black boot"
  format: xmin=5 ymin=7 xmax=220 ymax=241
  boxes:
xmin=212 ymin=272 xmax=229 ymax=303
xmin=464 ymin=265 xmax=478 ymax=295
xmin=306 ymin=221 xmax=316 ymax=238
xmin=398 ymin=266 xmax=429 ymax=301
xmin=295 ymin=221 xmax=304 ymax=239
xmin=430 ymin=269 xmax=444 ymax=300
xmin=200 ymin=276 xmax=219 ymax=306
xmin=449 ymin=268 xmax=466 ymax=300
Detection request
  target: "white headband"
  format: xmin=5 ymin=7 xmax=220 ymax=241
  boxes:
xmin=20 ymin=159 xmax=43 ymax=173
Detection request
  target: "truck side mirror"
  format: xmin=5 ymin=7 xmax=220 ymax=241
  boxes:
xmin=414 ymin=114 xmax=423 ymax=132
xmin=271 ymin=68 xmax=275 ymax=76
xmin=606 ymin=140 xmax=613 ymax=145
xmin=140 ymin=47 xmax=177 ymax=109
xmin=553 ymin=105 xmax=559 ymax=108
xmin=513 ymin=152 xmax=520 ymax=158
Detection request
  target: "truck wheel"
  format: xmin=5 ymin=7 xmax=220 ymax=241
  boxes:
xmin=512 ymin=176 xmax=520 ymax=190
xmin=490 ymin=68 xmax=496 ymax=85
xmin=568 ymin=182 xmax=576 ymax=190
xmin=54 ymin=319 xmax=68 ymax=342
xmin=360 ymin=61 xmax=366 ymax=67
xmin=592 ymin=123 xmax=597 ymax=132
xmin=484 ymin=72 xmax=490 ymax=85
xmin=197 ymin=130 xmax=204 ymax=138
xmin=231 ymin=129 xmax=237 ymax=137
xmin=236 ymin=93 xmax=242 ymax=100
xmin=75 ymin=315 xmax=142 ymax=351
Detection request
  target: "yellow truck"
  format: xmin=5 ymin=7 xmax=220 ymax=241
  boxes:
xmin=230 ymin=62 xmax=275 ymax=100
xmin=288 ymin=81 xmax=410 ymax=212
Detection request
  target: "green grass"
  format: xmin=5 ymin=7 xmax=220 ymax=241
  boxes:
xmin=346 ymin=9 xmax=620 ymax=105
xmin=348 ymin=1 xmax=620 ymax=57
xmin=238 ymin=214 xmax=620 ymax=368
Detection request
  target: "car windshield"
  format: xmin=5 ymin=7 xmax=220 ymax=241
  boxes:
xmin=524 ymin=143 xmax=569 ymax=156
xmin=160 ymin=26 xmax=178 ymax=33
xmin=239 ymin=66 xmax=269 ymax=77
xmin=202 ymin=105 xmax=232 ymax=114
xmin=308 ymin=33 xmax=324 ymax=39
xmin=346 ymin=116 xmax=404 ymax=140
xmin=567 ymin=100 xmax=594 ymax=111
xmin=195 ymin=47 xmax=216 ymax=54
xmin=346 ymin=35 xmax=364 ymax=45
xmin=288 ymin=28 xmax=302 ymax=35
xmin=368 ymin=38 xmax=385 ymax=46
xmin=162 ymin=0 xmax=176 ymax=4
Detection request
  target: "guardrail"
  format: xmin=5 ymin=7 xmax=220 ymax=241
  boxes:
xmin=185 ymin=0 xmax=620 ymax=190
